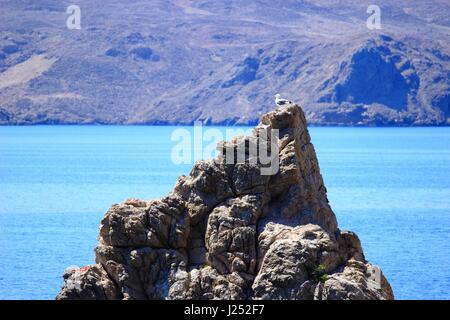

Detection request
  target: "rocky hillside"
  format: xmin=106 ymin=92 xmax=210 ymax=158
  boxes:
xmin=1 ymin=0 xmax=449 ymax=125
xmin=57 ymin=103 xmax=394 ymax=300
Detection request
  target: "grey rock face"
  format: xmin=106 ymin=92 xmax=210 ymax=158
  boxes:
xmin=57 ymin=103 xmax=394 ymax=300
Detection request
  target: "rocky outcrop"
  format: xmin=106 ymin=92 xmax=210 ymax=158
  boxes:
xmin=57 ymin=103 xmax=394 ymax=300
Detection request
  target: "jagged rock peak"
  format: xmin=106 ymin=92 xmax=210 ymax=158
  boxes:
xmin=57 ymin=103 xmax=394 ymax=300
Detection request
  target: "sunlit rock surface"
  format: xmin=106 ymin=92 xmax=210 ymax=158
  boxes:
xmin=57 ymin=103 xmax=394 ymax=300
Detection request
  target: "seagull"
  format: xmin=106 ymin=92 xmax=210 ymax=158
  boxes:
xmin=274 ymin=93 xmax=291 ymax=106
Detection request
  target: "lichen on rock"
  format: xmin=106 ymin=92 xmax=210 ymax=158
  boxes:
xmin=57 ymin=103 xmax=394 ymax=300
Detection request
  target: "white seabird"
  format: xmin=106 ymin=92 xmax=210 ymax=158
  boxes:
xmin=274 ymin=93 xmax=291 ymax=106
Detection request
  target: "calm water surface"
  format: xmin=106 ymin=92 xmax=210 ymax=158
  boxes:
xmin=0 ymin=126 xmax=449 ymax=299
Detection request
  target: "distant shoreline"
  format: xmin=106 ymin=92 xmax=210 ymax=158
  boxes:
xmin=0 ymin=123 xmax=449 ymax=128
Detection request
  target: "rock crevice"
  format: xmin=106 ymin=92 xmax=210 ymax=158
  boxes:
xmin=57 ymin=103 xmax=394 ymax=300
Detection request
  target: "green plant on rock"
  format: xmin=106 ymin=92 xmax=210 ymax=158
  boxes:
xmin=313 ymin=264 xmax=328 ymax=283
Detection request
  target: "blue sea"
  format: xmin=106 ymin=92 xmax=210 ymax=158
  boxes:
xmin=0 ymin=126 xmax=449 ymax=300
